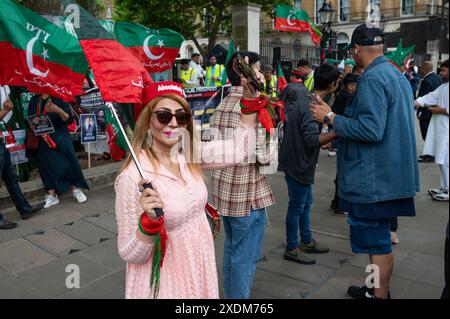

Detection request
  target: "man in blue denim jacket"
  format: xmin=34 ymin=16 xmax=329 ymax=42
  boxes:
xmin=311 ymin=24 xmax=420 ymax=299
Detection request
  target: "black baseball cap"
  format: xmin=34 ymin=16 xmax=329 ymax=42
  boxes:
xmin=344 ymin=23 xmax=385 ymax=50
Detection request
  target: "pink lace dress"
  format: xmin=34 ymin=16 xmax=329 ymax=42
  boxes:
xmin=115 ymin=151 xmax=218 ymax=299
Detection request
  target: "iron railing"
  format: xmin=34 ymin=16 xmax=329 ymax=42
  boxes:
xmin=260 ymin=39 xmax=321 ymax=68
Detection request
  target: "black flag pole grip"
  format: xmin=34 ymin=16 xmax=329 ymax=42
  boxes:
xmin=143 ymin=182 xmax=164 ymax=218
xmin=106 ymin=102 xmax=164 ymax=217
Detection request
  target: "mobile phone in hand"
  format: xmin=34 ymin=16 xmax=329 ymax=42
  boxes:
xmin=307 ymin=92 xmax=318 ymax=105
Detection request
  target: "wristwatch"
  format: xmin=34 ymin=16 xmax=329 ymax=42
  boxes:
xmin=323 ymin=111 xmax=334 ymax=126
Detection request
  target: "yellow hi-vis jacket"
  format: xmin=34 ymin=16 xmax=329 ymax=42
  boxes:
xmin=263 ymin=75 xmax=278 ymax=97
xmin=304 ymin=71 xmax=315 ymax=92
xmin=205 ymin=64 xmax=224 ymax=87
xmin=181 ymin=67 xmax=196 ymax=88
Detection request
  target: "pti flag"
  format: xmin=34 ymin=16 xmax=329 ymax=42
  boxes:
xmin=221 ymin=39 xmax=236 ymax=85
xmin=100 ymin=21 xmax=184 ymax=74
xmin=58 ymin=0 xmax=152 ymax=104
xmin=275 ymin=4 xmax=322 ymax=45
xmin=104 ymin=106 xmax=127 ymax=161
xmin=277 ymin=64 xmax=287 ymax=93
xmin=0 ymin=0 xmax=88 ymax=101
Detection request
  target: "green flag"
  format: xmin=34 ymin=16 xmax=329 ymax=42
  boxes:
xmin=0 ymin=0 xmax=88 ymax=101
xmin=221 ymin=39 xmax=236 ymax=85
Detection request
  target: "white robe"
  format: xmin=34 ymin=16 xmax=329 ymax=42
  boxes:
xmin=416 ymin=82 xmax=449 ymax=165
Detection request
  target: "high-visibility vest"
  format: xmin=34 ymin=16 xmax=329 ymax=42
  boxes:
xmin=304 ymin=71 xmax=315 ymax=92
xmin=181 ymin=67 xmax=195 ymax=88
xmin=206 ymin=64 xmax=224 ymax=87
xmin=263 ymin=75 xmax=278 ymax=97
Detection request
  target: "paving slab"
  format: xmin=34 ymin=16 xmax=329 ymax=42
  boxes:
xmin=57 ymin=268 xmax=125 ymax=299
xmin=252 ymin=268 xmax=318 ymax=299
xmin=84 ymin=212 xmax=118 ymax=235
xmin=18 ymin=253 xmax=112 ymax=298
xmin=0 ymin=223 xmax=38 ymax=245
xmin=0 ymin=271 xmax=43 ymax=298
xmin=25 ymin=229 xmax=88 ymax=257
xmin=24 ymin=208 xmax=85 ymax=231
xmin=0 ymin=238 xmax=56 ymax=274
xmin=394 ymin=251 xmax=445 ymax=288
xmin=78 ymin=238 xmax=125 ymax=271
xmin=256 ymin=251 xmax=337 ymax=287
xmin=56 ymin=220 xmax=115 ymax=246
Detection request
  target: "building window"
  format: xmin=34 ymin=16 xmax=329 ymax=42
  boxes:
xmin=294 ymin=0 xmax=301 ymax=9
xmin=186 ymin=46 xmax=194 ymax=59
xmin=339 ymin=0 xmax=350 ymax=22
xmin=401 ymin=0 xmax=415 ymax=15
xmin=315 ymin=0 xmax=324 ymax=24
xmin=368 ymin=0 xmax=381 ymax=9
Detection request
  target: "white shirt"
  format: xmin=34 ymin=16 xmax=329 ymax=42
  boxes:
xmin=416 ymin=82 xmax=449 ymax=165
xmin=189 ymin=61 xmax=205 ymax=85
xmin=0 ymin=85 xmax=12 ymax=123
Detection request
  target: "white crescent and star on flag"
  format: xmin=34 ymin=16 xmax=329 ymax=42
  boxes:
xmin=143 ymin=35 xmax=165 ymax=61
xmin=287 ymin=10 xmax=297 ymax=26
xmin=26 ymin=29 xmax=50 ymax=78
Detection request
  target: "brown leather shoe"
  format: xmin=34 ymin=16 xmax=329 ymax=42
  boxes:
xmin=0 ymin=218 xmax=18 ymax=230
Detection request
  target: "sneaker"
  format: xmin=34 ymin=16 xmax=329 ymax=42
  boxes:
xmin=347 ymin=285 xmax=391 ymax=299
xmin=284 ymin=247 xmax=316 ymax=265
xmin=391 ymin=231 xmax=399 ymax=245
xmin=299 ymin=238 xmax=330 ymax=254
xmin=428 ymin=188 xmax=446 ymax=196
xmin=328 ymin=150 xmax=337 ymax=157
xmin=73 ymin=189 xmax=87 ymax=204
xmin=431 ymin=192 xmax=449 ymax=202
xmin=44 ymin=195 xmax=59 ymax=209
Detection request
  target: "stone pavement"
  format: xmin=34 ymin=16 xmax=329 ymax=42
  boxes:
xmin=0 ymin=133 xmax=447 ymax=299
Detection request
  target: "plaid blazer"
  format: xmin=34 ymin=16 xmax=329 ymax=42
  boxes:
xmin=209 ymin=86 xmax=276 ymax=217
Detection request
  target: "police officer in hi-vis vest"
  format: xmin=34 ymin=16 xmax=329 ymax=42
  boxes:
xmin=205 ymin=55 xmax=224 ymax=87
xmin=180 ymin=59 xmax=198 ymax=89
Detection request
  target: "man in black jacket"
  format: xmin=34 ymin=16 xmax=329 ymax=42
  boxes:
xmin=278 ymin=63 xmax=339 ymax=265
xmin=417 ymin=61 xmax=442 ymax=162
xmin=278 ymin=69 xmax=304 ymax=126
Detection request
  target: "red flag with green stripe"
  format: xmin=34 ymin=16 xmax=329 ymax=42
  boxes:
xmin=99 ymin=21 xmax=184 ymax=74
xmin=0 ymin=0 xmax=88 ymax=101
xmin=275 ymin=4 xmax=322 ymax=45
xmin=277 ymin=64 xmax=287 ymax=93
xmin=104 ymin=105 xmax=127 ymax=161
xmin=59 ymin=0 xmax=152 ymax=104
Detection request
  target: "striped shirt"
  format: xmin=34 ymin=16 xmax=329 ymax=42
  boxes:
xmin=209 ymin=86 xmax=276 ymax=217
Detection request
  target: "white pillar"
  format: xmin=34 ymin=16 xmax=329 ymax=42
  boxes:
xmin=232 ymin=3 xmax=262 ymax=53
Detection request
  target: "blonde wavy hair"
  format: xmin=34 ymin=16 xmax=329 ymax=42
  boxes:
xmin=120 ymin=94 xmax=202 ymax=178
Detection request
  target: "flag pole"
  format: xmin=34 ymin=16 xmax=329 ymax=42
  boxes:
xmin=106 ymin=102 xmax=164 ymax=217
xmin=106 ymin=102 xmax=145 ymax=178
xmin=88 ymin=143 xmax=91 ymax=169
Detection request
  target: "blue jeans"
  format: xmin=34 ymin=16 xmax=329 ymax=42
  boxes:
xmin=285 ymin=174 xmax=313 ymax=250
xmin=222 ymin=208 xmax=266 ymax=299
xmin=0 ymin=144 xmax=32 ymax=221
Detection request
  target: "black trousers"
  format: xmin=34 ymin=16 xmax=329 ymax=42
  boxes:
xmin=419 ymin=119 xmax=431 ymax=141
xmin=442 ymin=236 xmax=449 ymax=299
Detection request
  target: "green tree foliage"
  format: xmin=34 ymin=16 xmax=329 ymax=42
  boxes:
xmin=114 ymin=0 xmax=291 ymax=57
xmin=18 ymin=0 xmax=106 ymax=17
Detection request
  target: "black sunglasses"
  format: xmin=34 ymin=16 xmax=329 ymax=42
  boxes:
xmin=153 ymin=110 xmax=191 ymax=125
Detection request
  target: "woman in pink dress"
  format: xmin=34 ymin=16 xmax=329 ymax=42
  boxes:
xmin=114 ymin=81 xmax=257 ymax=299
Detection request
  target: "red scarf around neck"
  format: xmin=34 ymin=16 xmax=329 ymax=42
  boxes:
xmin=240 ymin=96 xmax=274 ymax=134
